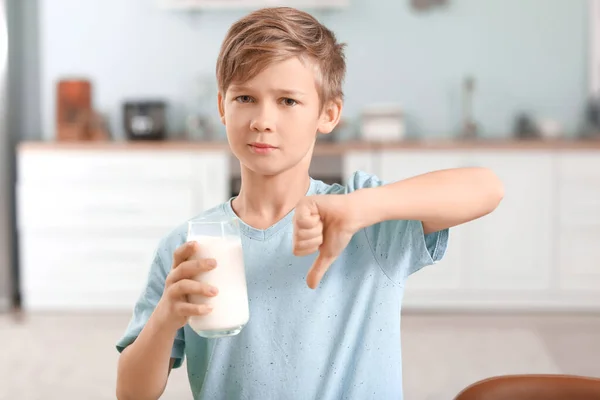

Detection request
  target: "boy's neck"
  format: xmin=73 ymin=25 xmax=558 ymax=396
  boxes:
xmin=231 ymin=163 xmax=311 ymax=230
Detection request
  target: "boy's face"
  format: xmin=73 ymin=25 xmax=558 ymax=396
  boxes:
xmin=218 ymin=57 xmax=342 ymax=176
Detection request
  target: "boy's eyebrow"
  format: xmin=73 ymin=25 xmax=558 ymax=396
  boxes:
xmin=275 ymin=89 xmax=306 ymax=97
xmin=229 ymin=85 xmax=306 ymax=97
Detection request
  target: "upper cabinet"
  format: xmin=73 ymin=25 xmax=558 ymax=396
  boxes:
xmin=157 ymin=0 xmax=349 ymax=10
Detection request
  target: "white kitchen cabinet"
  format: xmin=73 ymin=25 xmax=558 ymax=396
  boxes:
xmin=158 ymin=0 xmax=348 ymax=10
xmin=18 ymin=150 xmax=196 ymax=184
xmin=556 ymin=152 xmax=600 ymax=294
xmin=19 ymin=232 xmax=161 ymax=310
xmin=17 ymin=148 xmax=231 ymax=311
xmin=378 ymin=151 xmax=469 ymax=299
xmin=558 ymin=229 xmax=600 ymax=292
xmin=464 ymin=152 xmax=554 ymax=293
xmin=343 ymin=151 xmax=378 ymax=182
xmin=378 ymin=150 xmax=469 ymax=181
xmin=17 ymin=182 xmax=196 ymax=231
xmin=16 ymin=144 xmax=600 ymax=312
xmin=370 ymin=149 xmax=600 ymax=311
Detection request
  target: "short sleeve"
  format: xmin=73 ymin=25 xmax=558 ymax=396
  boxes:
xmin=346 ymin=170 xmax=449 ymax=284
xmin=115 ymin=243 xmax=186 ymax=369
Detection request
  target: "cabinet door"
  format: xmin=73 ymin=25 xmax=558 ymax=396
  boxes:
xmin=557 ymin=152 xmax=600 ymax=292
xmin=378 ymin=151 xmax=468 ymax=293
xmin=192 ymin=152 xmax=231 ymax=215
xmin=17 ymin=182 xmax=195 ymax=231
xmin=343 ymin=151 xmax=378 ymax=183
xmin=465 ymin=152 xmax=554 ymax=292
xmin=20 ymin=232 xmax=162 ymax=310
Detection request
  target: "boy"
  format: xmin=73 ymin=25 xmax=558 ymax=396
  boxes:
xmin=116 ymin=6 xmax=503 ymax=400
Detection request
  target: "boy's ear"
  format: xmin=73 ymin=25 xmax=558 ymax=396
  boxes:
xmin=317 ymin=98 xmax=343 ymax=134
xmin=217 ymin=92 xmax=226 ymax=125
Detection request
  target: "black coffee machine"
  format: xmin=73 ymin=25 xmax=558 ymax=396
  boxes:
xmin=123 ymin=101 xmax=167 ymax=140
xmin=583 ymin=97 xmax=600 ymax=139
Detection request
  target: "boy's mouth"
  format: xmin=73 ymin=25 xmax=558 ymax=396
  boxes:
xmin=248 ymin=142 xmax=277 ymax=154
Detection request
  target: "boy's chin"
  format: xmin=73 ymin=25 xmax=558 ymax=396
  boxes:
xmin=243 ymin=163 xmax=288 ymax=177
xmin=240 ymin=158 xmax=300 ymax=177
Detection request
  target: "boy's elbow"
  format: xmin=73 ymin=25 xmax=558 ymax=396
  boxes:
xmin=116 ymin=385 xmax=130 ymax=400
xmin=116 ymin=356 xmax=163 ymax=400
xmin=116 ymin=387 xmax=130 ymax=400
xmin=116 ymin=384 xmax=159 ymax=400
xmin=492 ymin=171 xmax=505 ymax=205
xmin=483 ymin=168 xmax=504 ymax=213
xmin=116 ymin=376 xmax=138 ymax=400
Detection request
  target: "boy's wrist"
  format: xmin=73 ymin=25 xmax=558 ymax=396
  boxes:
xmin=346 ymin=187 xmax=386 ymax=231
xmin=151 ymin=301 xmax=183 ymax=337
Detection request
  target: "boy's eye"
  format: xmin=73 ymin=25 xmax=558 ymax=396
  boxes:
xmin=281 ymin=98 xmax=298 ymax=107
xmin=235 ymin=95 xmax=253 ymax=103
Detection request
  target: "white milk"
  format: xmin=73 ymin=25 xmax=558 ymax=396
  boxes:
xmin=186 ymin=235 xmax=249 ymax=337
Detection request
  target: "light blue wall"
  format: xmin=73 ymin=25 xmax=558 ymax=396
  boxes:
xmin=39 ymin=0 xmax=588 ymax=140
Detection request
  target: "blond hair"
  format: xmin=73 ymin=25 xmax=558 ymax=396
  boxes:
xmin=216 ymin=7 xmax=346 ymax=106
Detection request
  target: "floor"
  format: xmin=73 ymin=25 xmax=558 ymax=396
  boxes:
xmin=1 ymin=312 xmax=598 ymax=400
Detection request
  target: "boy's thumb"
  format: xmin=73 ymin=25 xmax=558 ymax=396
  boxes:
xmin=306 ymin=252 xmax=336 ymax=290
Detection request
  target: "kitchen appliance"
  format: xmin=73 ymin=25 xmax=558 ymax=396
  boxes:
xmin=124 ymin=100 xmax=167 ymax=140
xmin=513 ymin=113 xmax=539 ymax=139
xmin=580 ymin=96 xmax=600 ymax=139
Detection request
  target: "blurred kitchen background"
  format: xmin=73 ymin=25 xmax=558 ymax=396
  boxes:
xmin=2 ymin=0 xmax=600 ymax=399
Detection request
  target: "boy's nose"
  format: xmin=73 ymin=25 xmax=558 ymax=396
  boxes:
xmin=250 ymin=106 xmax=275 ymax=133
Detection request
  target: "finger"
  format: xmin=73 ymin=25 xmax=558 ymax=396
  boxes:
xmin=172 ymin=241 xmax=198 ymax=270
xmin=174 ymin=302 xmax=213 ymax=317
xmin=166 ymin=259 xmax=216 ymax=286
xmin=170 ymin=279 xmax=219 ymax=298
xmin=296 ymin=197 xmax=319 ymax=216
xmin=295 ymin=222 xmax=323 ymax=241
xmin=294 ymin=197 xmax=319 ymax=225
xmin=293 ymin=236 xmax=323 ymax=256
xmin=306 ymin=253 xmax=336 ymax=289
xmin=295 ymin=213 xmax=321 ymax=230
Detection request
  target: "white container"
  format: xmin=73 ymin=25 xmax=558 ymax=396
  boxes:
xmin=537 ymin=118 xmax=563 ymax=139
xmin=361 ymin=104 xmax=406 ymax=142
xmin=186 ymin=216 xmax=249 ymax=338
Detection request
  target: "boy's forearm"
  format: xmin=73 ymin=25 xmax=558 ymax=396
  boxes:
xmin=116 ymin=310 xmax=178 ymax=400
xmin=349 ymin=167 xmax=504 ymax=234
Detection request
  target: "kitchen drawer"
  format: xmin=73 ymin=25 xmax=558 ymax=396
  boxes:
xmin=18 ymin=150 xmax=196 ymax=183
xmin=559 ymin=183 xmax=600 ymax=226
xmin=558 ymin=227 xmax=600 ymax=291
xmin=22 ymin=290 xmax=142 ymax=310
xmin=19 ymin=234 xmax=159 ymax=294
xmin=557 ymin=152 xmax=600 ymax=181
xmin=17 ymin=181 xmax=194 ymax=230
xmin=343 ymin=151 xmax=378 ymax=181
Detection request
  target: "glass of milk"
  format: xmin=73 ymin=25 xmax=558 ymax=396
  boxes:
xmin=186 ymin=215 xmax=249 ymax=338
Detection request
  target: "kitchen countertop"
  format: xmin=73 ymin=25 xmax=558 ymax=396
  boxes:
xmin=17 ymin=138 xmax=600 ymax=153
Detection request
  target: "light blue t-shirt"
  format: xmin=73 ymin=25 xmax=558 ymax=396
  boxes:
xmin=116 ymin=171 xmax=448 ymax=399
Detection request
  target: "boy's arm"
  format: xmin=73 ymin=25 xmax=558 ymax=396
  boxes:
xmin=116 ymin=307 xmax=178 ymax=400
xmin=350 ymin=167 xmax=504 ymax=234
xmin=294 ymin=167 xmax=504 ymax=288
